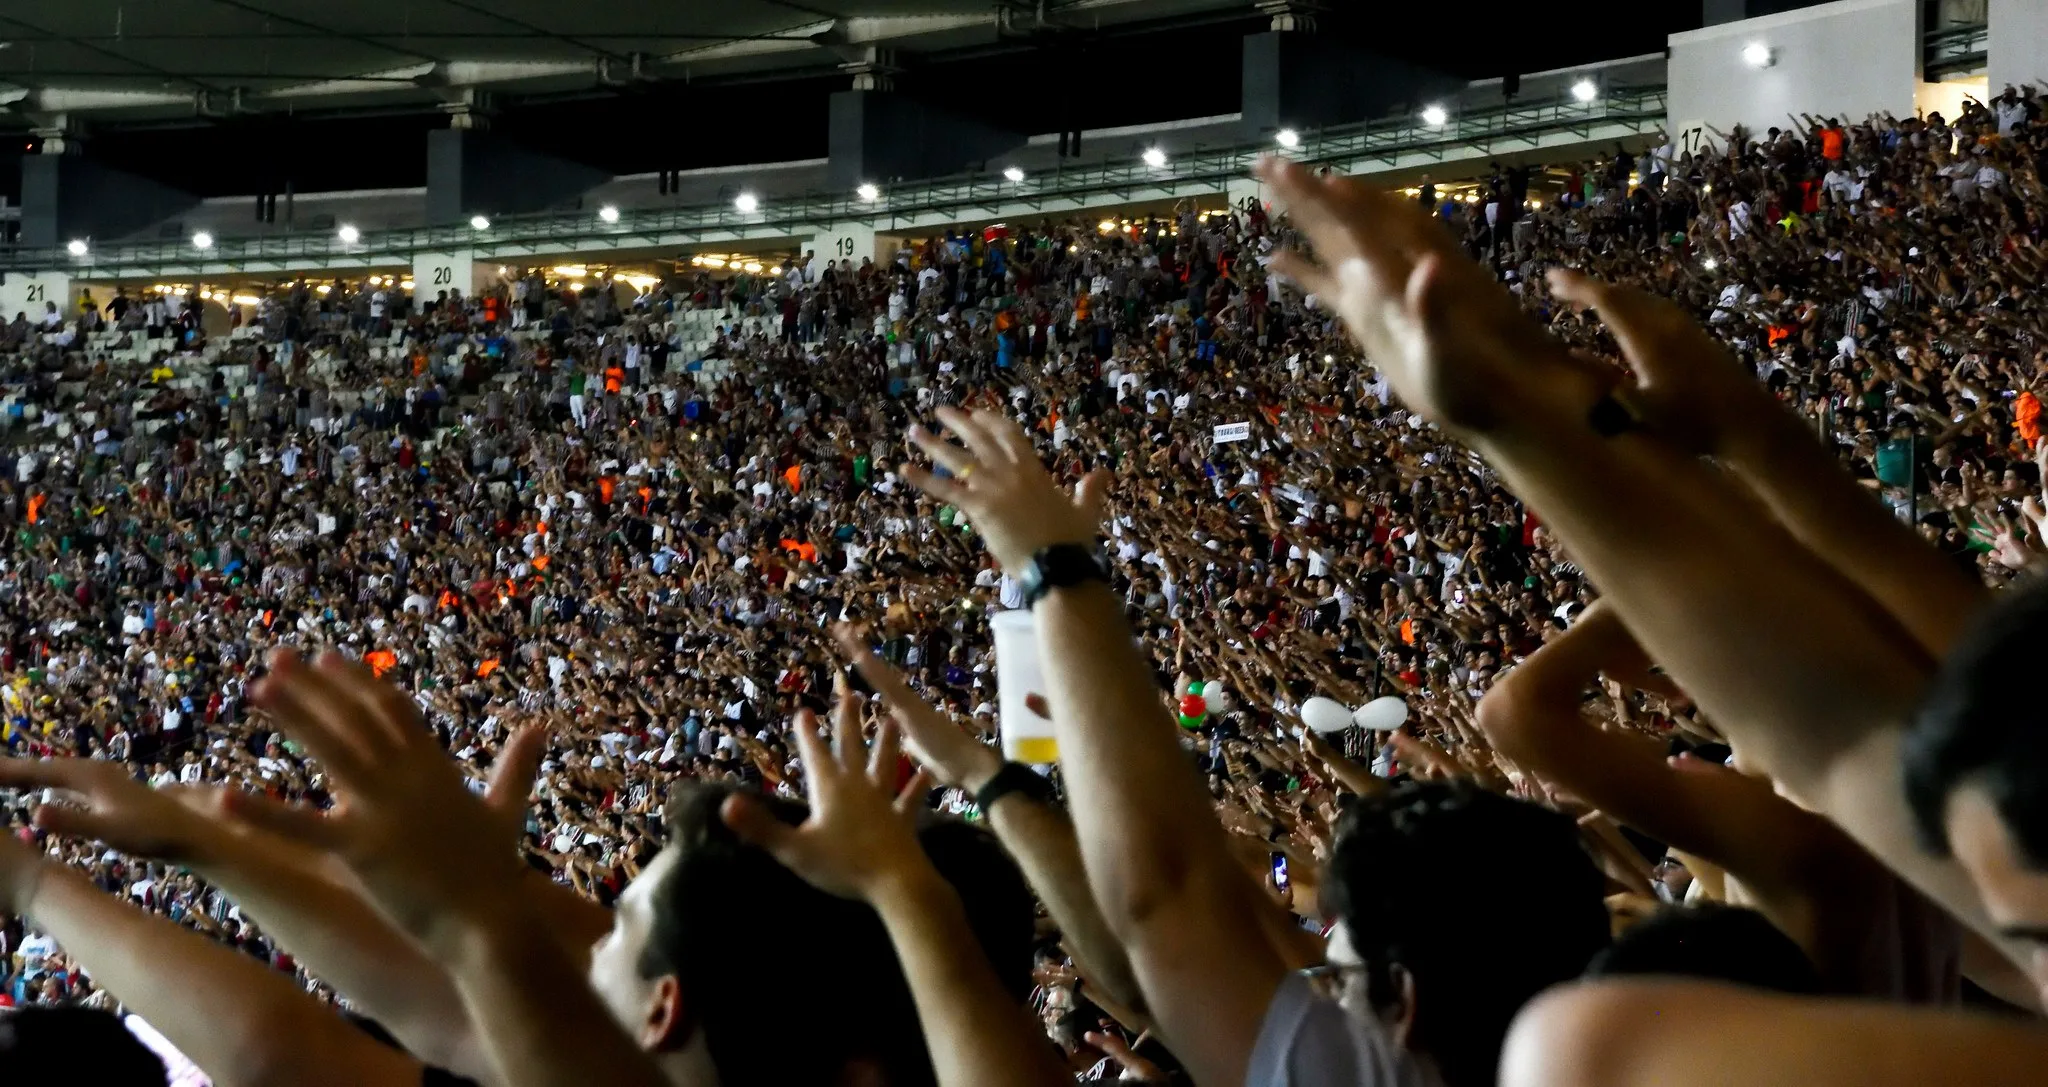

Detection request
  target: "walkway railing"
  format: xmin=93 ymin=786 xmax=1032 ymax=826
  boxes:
xmin=0 ymin=86 xmax=1667 ymax=277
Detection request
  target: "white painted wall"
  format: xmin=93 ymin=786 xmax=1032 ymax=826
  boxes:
xmin=412 ymin=250 xmax=475 ymax=300
xmin=1669 ymin=0 xmax=1921 ymax=141
xmin=0 ymin=271 xmax=71 ymax=323
xmin=1990 ymin=0 xmax=2048 ymax=92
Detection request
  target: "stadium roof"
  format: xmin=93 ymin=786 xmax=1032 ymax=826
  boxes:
xmin=0 ymin=0 xmax=1252 ymax=123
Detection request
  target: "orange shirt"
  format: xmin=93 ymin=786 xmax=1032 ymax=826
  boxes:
xmin=604 ymin=366 xmax=624 ymax=394
xmin=365 ymin=650 xmax=398 ymax=677
xmin=2017 ymin=391 xmax=2042 ymax=445
xmin=784 ymin=464 xmax=804 ymax=492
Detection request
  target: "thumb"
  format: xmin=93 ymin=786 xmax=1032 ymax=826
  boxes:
xmin=1546 ymin=268 xmax=1704 ymax=381
xmin=486 ymin=725 xmax=548 ymax=817
xmin=30 ymin=804 xmax=147 ymax=850
xmin=719 ymin=793 xmax=798 ymax=859
xmin=218 ymin=790 xmax=350 ymax=851
xmin=1072 ymin=469 xmax=1111 ymax=523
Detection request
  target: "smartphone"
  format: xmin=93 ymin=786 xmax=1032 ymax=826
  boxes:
xmin=1270 ymin=851 xmax=1290 ymax=891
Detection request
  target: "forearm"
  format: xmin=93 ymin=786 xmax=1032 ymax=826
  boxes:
xmin=446 ymin=908 xmax=667 ymax=1087
xmin=191 ymin=829 xmax=484 ymax=1077
xmin=26 ymin=866 xmax=418 ymax=1087
xmin=986 ymin=795 xmax=1147 ymax=1015
xmin=1035 ymin=583 xmax=1255 ymax=932
xmin=870 ymin=870 xmax=1071 ymax=1087
xmin=1725 ymin=404 xmax=1987 ymax=653
xmin=1468 ymin=420 xmax=1931 ymax=797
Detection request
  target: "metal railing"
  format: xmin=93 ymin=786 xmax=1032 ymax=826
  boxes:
xmin=1 ymin=86 xmax=1668 ymax=276
xmin=1925 ymin=21 xmax=1988 ymax=79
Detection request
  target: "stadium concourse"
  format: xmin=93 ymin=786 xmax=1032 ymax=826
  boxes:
xmin=8 ymin=68 xmax=2048 ymax=1087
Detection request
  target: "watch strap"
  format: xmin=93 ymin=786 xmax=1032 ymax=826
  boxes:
xmin=974 ymin=761 xmax=1059 ymax=813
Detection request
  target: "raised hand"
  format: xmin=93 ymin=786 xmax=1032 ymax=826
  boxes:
xmin=237 ymin=648 xmax=533 ymax=955
xmin=901 ymin=405 xmax=1108 ymax=573
xmin=833 ymin=623 xmax=1002 ymax=793
xmin=718 ymin=690 xmax=934 ymax=903
xmin=1255 ymin=155 xmax=1606 ymax=439
xmin=0 ymin=756 xmax=227 ymax=864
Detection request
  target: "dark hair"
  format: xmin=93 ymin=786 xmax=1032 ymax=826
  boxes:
xmin=1586 ymin=904 xmax=1822 ymax=995
xmin=0 ymin=1007 xmax=167 ymax=1086
xmin=1904 ymin=577 xmax=2048 ymax=868
xmin=637 ymin=782 xmax=1034 ymax=1087
xmin=1325 ymin=781 xmax=1610 ymax=1087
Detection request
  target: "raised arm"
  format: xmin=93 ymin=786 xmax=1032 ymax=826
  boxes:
xmin=722 ymin=695 xmax=1069 ymax=1087
xmin=1256 ymin=156 xmax=2011 ymax=964
xmin=834 ymin=626 xmax=1148 ymax=1016
xmin=902 ymin=407 xmax=1295 ymax=1087
xmin=0 ymin=828 xmax=422 ymax=1087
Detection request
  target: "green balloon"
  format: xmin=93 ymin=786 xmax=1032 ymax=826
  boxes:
xmin=1187 ymin=680 xmax=1205 ymax=696
xmin=1178 ymin=713 xmax=1204 ymax=730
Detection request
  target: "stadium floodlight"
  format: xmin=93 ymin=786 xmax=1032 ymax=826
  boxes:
xmin=1571 ymin=79 xmax=1599 ymax=104
xmin=191 ymin=232 xmax=214 ymax=250
xmin=469 ymin=215 xmax=491 ymax=230
xmin=1421 ymin=104 xmax=1449 ymax=127
xmin=1743 ymin=42 xmax=1774 ymax=68
xmin=598 ymin=205 xmax=620 ymax=223
xmin=856 ymin=183 xmax=880 ymax=202
xmin=734 ymin=192 xmax=759 ymax=213
xmin=1275 ymin=128 xmax=1301 ymax=149
xmin=1003 ymin=166 xmax=1026 ymax=182
xmin=1141 ymin=147 xmax=1167 ymax=168
xmin=338 ymin=224 xmax=360 ymax=244
xmin=66 ymin=239 xmax=88 ymax=257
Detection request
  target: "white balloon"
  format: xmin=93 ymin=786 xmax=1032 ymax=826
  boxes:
xmin=1352 ymin=696 xmax=1409 ymax=731
xmin=1301 ymin=696 xmax=1354 ymax=734
xmin=1206 ymin=685 xmax=1234 ymax=712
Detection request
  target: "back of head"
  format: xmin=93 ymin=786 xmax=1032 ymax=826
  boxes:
xmin=644 ymin=783 xmax=1034 ymax=1087
xmin=1586 ymin=904 xmax=1822 ymax=995
xmin=1905 ymin=576 xmax=2048 ymax=867
xmin=1326 ymin=781 xmax=1609 ymax=1087
xmin=0 ymin=1007 xmax=168 ymax=1086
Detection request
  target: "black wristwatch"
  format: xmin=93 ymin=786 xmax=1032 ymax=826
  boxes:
xmin=1018 ymin=542 xmax=1109 ymax=609
xmin=974 ymin=761 xmax=1061 ymax=813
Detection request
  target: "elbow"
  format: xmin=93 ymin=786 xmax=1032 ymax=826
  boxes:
xmin=1474 ymin=672 xmax=1553 ymax=766
xmin=1499 ymin=982 xmax=1648 ymax=1087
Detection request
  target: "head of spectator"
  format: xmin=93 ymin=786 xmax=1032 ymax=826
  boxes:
xmin=0 ymin=1006 xmax=168 ymax=1086
xmin=1904 ymin=578 xmax=2048 ymax=1003
xmin=587 ymin=781 xmax=1034 ymax=1086
xmin=1584 ymin=903 xmax=1824 ymax=995
xmin=1323 ymin=781 xmax=1610 ymax=1087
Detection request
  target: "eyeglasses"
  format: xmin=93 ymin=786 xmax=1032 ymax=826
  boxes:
xmin=1297 ymin=962 xmax=1370 ymax=1002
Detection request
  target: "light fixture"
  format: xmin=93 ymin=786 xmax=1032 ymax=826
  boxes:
xmin=551 ymin=265 xmax=589 ymax=278
xmin=497 ymin=265 xmax=509 ymax=275
xmin=1421 ymin=104 xmax=1448 ymax=127
xmin=337 ymin=224 xmax=360 ymax=244
xmin=66 ymin=239 xmax=88 ymax=257
xmin=1002 ymin=166 xmax=1026 ymax=182
xmin=598 ymin=205 xmax=620 ymax=224
xmin=1098 ymin=219 xmax=1117 ymax=233
xmin=734 ymin=192 xmax=758 ymax=213
xmin=1742 ymin=41 xmax=1774 ymax=68
xmin=469 ymin=215 xmax=490 ymax=230
xmin=399 ymin=280 xmax=415 ymax=291
xmin=1141 ymin=147 xmax=1167 ymax=168
xmin=569 ymin=280 xmax=586 ymax=292
xmin=1275 ymin=128 xmax=1301 ymax=149
xmin=231 ymin=294 xmax=261 ymax=306
xmin=315 ymin=284 xmax=331 ymax=294
xmin=856 ymin=183 xmax=880 ymax=202
xmin=1571 ymin=79 xmax=1599 ymax=104
xmin=191 ymin=231 xmax=214 ymax=250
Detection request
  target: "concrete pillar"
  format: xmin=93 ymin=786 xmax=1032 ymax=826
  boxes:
xmin=826 ymin=91 xmax=1024 ymax=190
xmin=425 ymin=127 xmax=609 ymax=226
xmin=1990 ymin=0 xmax=2048 ymax=91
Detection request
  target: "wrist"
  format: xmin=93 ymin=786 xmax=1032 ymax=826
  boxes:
xmin=863 ymin=860 xmax=955 ymax=918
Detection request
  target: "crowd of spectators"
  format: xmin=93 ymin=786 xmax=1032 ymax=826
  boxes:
xmin=1 ymin=83 xmax=2048 ymax=1087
